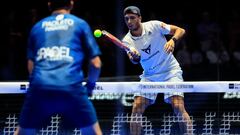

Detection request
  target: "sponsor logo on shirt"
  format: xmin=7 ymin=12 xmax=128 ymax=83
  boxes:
xmin=141 ymin=44 xmax=151 ymax=54
xmin=36 ymin=46 xmax=73 ymax=61
xmin=142 ymin=50 xmax=159 ymax=62
xmin=42 ymin=14 xmax=74 ymax=31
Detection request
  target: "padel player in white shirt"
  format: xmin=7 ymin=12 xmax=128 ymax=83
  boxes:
xmin=122 ymin=6 xmax=193 ymax=135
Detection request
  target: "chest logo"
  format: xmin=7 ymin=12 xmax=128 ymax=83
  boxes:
xmin=141 ymin=44 xmax=151 ymax=54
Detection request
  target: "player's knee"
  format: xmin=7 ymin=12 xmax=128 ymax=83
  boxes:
xmin=132 ymin=102 xmax=147 ymax=114
xmin=172 ymin=102 xmax=181 ymax=109
xmin=172 ymin=102 xmax=186 ymax=114
xmin=132 ymin=102 xmax=142 ymax=112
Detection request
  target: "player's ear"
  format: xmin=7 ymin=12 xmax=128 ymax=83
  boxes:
xmin=139 ymin=16 xmax=142 ymax=22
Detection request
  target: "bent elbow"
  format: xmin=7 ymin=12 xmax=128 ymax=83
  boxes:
xmin=91 ymin=56 xmax=102 ymax=69
xmin=181 ymin=28 xmax=186 ymax=35
xmin=94 ymin=61 xmax=102 ymax=69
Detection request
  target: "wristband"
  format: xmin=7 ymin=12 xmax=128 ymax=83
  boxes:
xmin=171 ymin=37 xmax=177 ymax=44
xmin=85 ymin=82 xmax=96 ymax=97
xmin=86 ymin=82 xmax=96 ymax=91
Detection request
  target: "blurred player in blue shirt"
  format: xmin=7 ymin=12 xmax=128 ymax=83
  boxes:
xmin=14 ymin=0 xmax=102 ymax=134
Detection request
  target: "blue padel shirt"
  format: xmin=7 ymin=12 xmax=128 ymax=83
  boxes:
xmin=27 ymin=13 xmax=101 ymax=90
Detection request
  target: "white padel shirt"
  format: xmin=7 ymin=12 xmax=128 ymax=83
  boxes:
xmin=122 ymin=20 xmax=182 ymax=81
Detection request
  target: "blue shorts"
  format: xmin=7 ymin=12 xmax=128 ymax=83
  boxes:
xmin=19 ymin=87 xmax=97 ymax=129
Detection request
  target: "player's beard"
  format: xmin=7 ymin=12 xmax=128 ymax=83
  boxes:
xmin=129 ymin=23 xmax=142 ymax=37
xmin=131 ymin=27 xmax=138 ymax=32
xmin=130 ymin=23 xmax=140 ymax=32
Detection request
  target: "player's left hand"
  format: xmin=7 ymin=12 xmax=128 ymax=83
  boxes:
xmin=164 ymin=40 xmax=175 ymax=54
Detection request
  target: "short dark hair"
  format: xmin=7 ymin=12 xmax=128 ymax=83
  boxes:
xmin=123 ymin=6 xmax=141 ymax=16
xmin=49 ymin=0 xmax=72 ymax=11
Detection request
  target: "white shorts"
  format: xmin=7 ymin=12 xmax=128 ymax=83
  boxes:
xmin=135 ymin=71 xmax=184 ymax=104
